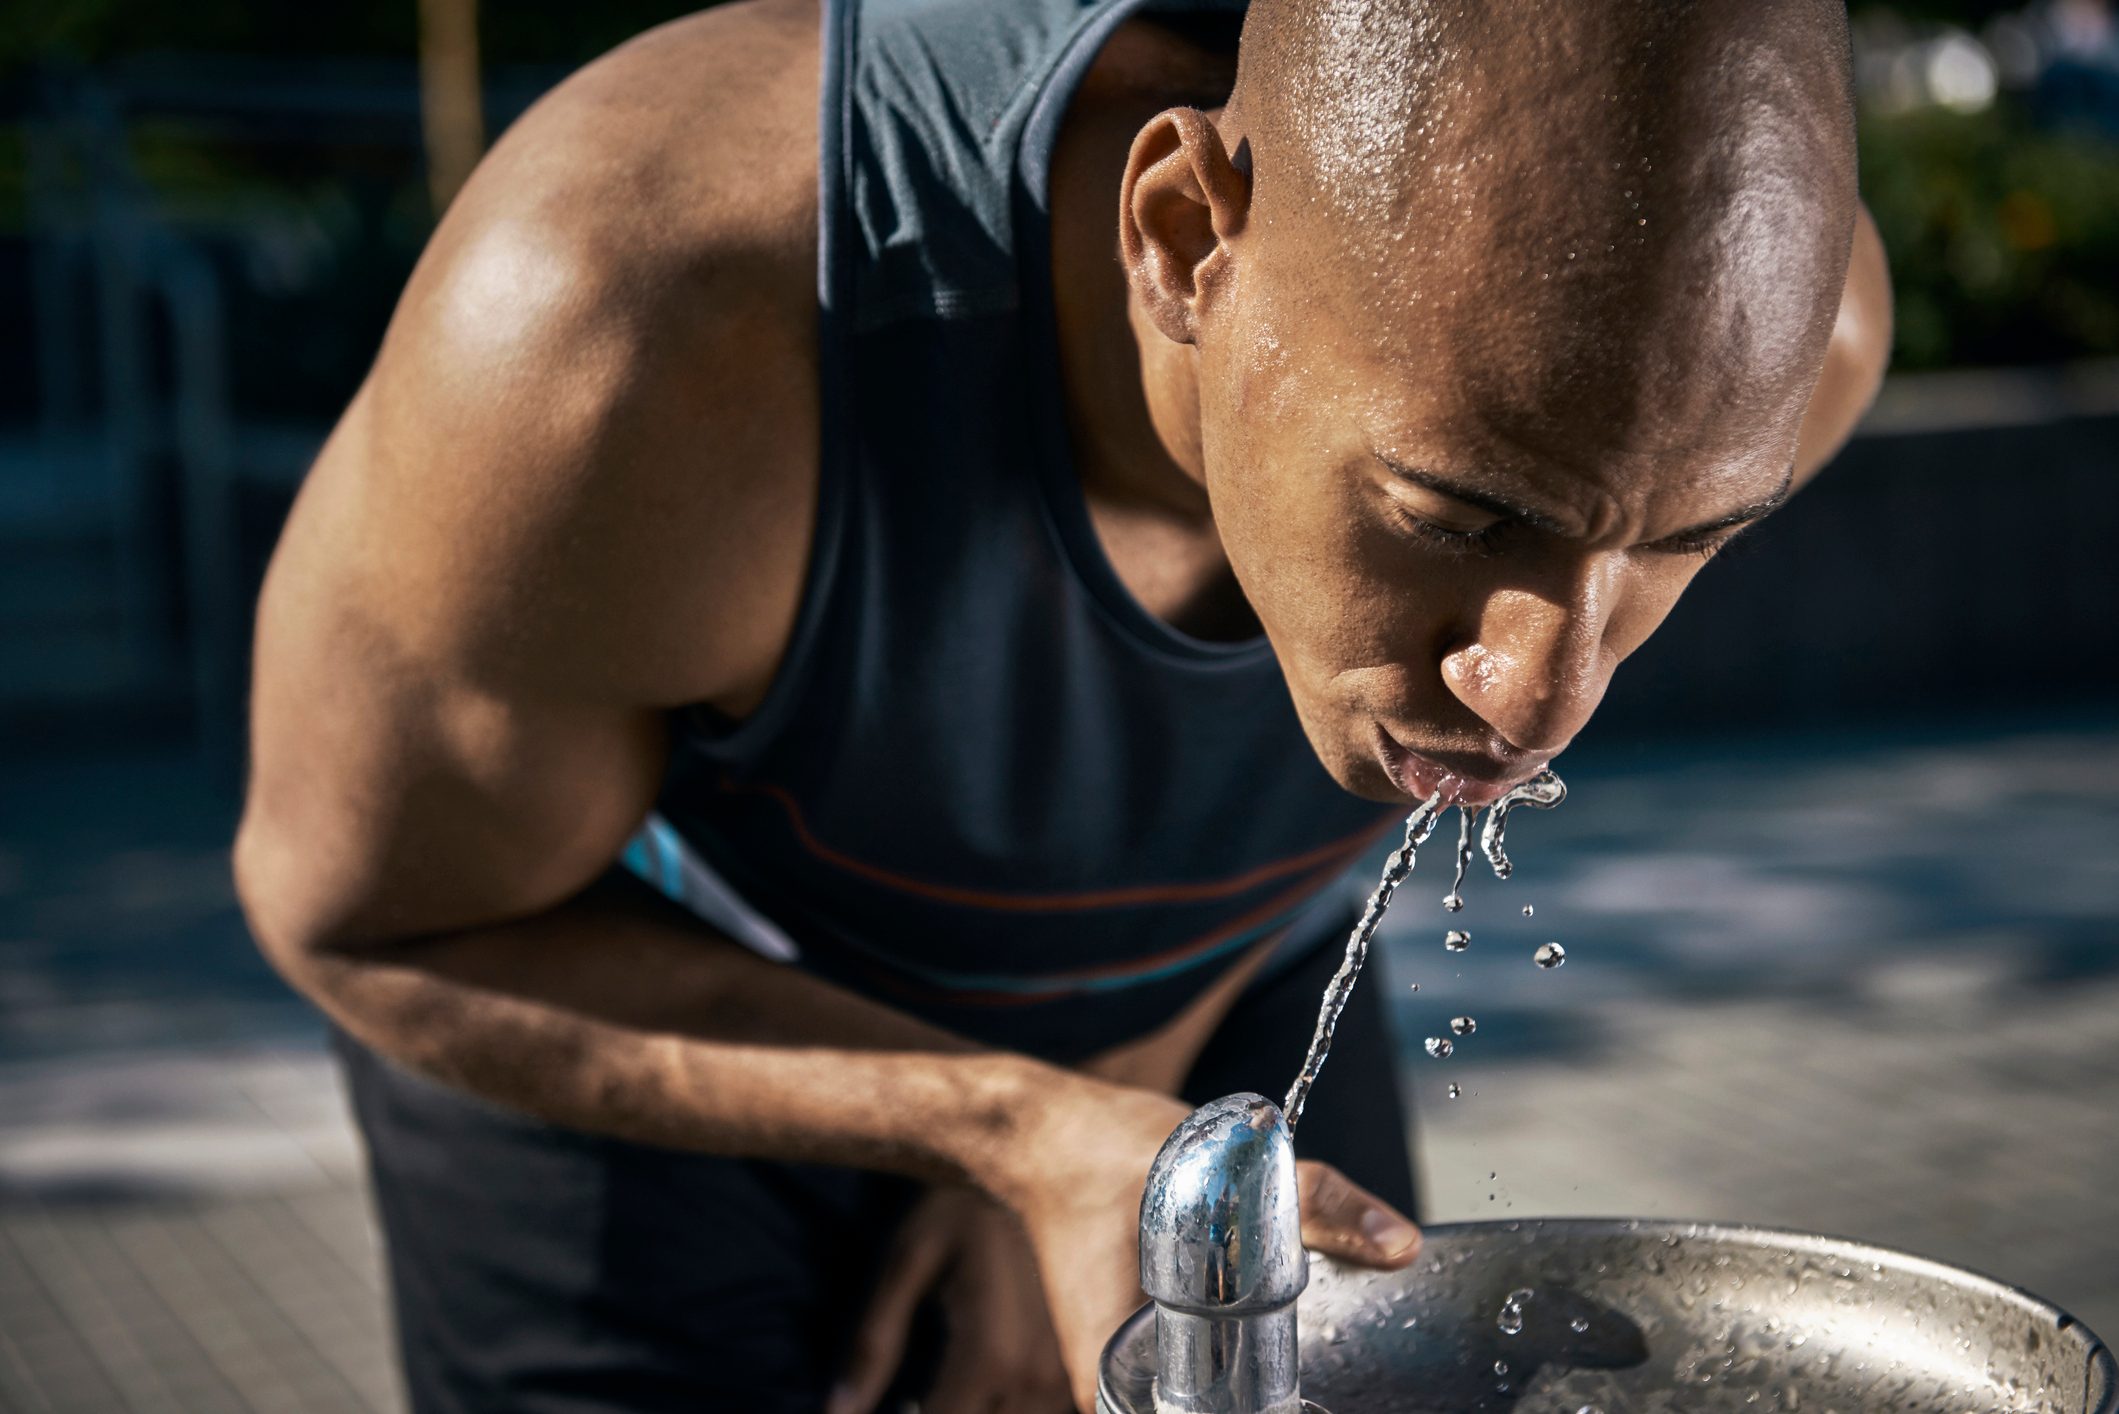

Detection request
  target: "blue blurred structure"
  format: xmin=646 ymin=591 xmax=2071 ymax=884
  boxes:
xmin=1 ymin=58 xmax=557 ymax=767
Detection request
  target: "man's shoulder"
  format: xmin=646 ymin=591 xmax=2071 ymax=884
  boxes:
xmin=332 ymin=0 xmax=828 ymax=714
xmin=476 ymin=0 xmax=821 ymax=313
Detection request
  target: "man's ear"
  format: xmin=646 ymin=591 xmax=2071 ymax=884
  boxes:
xmin=1119 ymin=107 xmax=1251 ymax=346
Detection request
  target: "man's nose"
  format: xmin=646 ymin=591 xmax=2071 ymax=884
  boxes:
xmin=1442 ymin=568 xmax=1617 ymax=755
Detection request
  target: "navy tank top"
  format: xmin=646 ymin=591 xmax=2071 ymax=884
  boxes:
xmin=625 ymin=0 xmax=1399 ymax=1061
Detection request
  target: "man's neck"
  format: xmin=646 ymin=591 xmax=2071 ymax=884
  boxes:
xmin=1045 ymin=22 xmax=1258 ymax=641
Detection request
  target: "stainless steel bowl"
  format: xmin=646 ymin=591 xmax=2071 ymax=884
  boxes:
xmin=1100 ymin=1218 xmax=2115 ymax=1414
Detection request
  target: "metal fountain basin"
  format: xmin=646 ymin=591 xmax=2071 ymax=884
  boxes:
xmin=1101 ymin=1216 xmax=2116 ymax=1414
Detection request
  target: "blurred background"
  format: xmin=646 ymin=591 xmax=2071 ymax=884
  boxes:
xmin=1 ymin=1 xmax=2115 ymax=1410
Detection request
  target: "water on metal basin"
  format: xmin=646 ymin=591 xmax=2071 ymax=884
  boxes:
xmin=1100 ymin=1218 xmax=2115 ymax=1414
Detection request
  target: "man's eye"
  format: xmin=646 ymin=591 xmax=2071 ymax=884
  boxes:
xmin=1644 ymin=527 xmax=1747 ymax=561
xmin=1382 ymin=500 xmax=1509 ymax=556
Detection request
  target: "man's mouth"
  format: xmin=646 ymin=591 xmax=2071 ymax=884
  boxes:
xmin=1373 ymin=724 xmax=1546 ymax=807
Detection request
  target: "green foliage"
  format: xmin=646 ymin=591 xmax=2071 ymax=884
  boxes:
xmin=1861 ymin=103 xmax=2119 ymax=368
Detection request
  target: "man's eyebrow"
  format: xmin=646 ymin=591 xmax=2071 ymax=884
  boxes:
xmin=1378 ymin=452 xmax=1794 ymax=546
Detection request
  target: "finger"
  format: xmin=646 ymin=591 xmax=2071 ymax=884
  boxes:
xmin=831 ymin=1228 xmax=952 ymax=1414
xmin=1296 ymin=1160 xmax=1421 ymax=1266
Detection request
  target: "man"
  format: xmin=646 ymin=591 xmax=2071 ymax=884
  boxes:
xmin=235 ymin=0 xmax=1890 ymax=1407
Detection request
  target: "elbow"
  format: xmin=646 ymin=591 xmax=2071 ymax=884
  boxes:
xmin=232 ymin=809 xmax=359 ymax=1000
xmin=1794 ymin=208 xmax=1893 ymax=483
xmin=1843 ymin=206 xmax=1893 ymax=404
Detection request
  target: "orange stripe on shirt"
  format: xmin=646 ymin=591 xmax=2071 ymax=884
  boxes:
xmin=718 ymin=774 xmax=1399 ymax=913
xmin=848 ymin=850 xmax=1367 ymax=1008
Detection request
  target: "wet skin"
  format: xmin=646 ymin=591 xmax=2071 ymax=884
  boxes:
xmin=236 ymin=2 xmax=1890 ymax=1410
xmin=1062 ymin=27 xmax=1887 ymax=808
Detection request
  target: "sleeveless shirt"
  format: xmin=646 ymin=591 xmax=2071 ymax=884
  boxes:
xmin=625 ymin=0 xmax=1400 ymax=1062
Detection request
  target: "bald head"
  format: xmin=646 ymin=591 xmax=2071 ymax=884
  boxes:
xmin=1226 ymin=0 xmax=1858 ymax=453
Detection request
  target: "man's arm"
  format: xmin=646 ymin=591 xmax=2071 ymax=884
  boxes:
xmin=235 ymin=10 xmax=1413 ymax=1404
xmin=237 ymin=0 xmax=1126 ymax=1207
xmin=1794 ymin=204 xmax=1892 ymax=484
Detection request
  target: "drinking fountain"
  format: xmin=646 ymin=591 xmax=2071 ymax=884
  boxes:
xmin=1101 ymin=1094 xmax=2116 ymax=1414
xmin=1132 ymin=1092 xmax=1308 ymax=1414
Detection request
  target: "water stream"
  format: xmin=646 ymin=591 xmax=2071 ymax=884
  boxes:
xmin=1283 ymin=791 xmax=1444 ymax=1130
xmin=1442 ymin=807 xmax=1476 ymax=913
xmin=1479 ymin=771 xmax=1568 ymax=879
xmin=1282 ymin=769 xmax=1569 ymax=1132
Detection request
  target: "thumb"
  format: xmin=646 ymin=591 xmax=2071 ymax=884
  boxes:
xmin=1296 ymin=1160 xmax=1421 ymax=1267
xmin=830 ymin=1221 xmax=950 ymax=1414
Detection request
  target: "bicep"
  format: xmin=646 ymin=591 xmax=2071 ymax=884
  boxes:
xmin=241 ymin=397 xmax=670 ymax=951
xmin=238 ymin=51 xmax=818 ymax=954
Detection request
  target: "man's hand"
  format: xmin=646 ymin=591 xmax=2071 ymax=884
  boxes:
xmin=832 ymin=1186 xmax=1073 ymax=1414
xmin=1006 ymin=1085 xmax=1420 ymax=1411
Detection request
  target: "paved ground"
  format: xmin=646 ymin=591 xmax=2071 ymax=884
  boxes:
xmin=1 ymin=715 xmax=2114 ymax=1412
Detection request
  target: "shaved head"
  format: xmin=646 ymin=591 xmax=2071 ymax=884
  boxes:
xmin=1110 ymin=0 xmax=1873 ymax=803
xmin=1227 ymin=0 xmax=1858 ymax=452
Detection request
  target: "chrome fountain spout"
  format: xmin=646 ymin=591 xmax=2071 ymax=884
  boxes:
xmin=1133 ymin=1093 xmax=1307 ymax=1414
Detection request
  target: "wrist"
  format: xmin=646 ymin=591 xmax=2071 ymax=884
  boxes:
xmin=978 ymin=1061 xmax=1188 ymax=1218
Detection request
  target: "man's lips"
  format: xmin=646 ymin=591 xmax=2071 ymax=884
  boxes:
xmin=1374 ymin=725 xmax=1544 ymax=807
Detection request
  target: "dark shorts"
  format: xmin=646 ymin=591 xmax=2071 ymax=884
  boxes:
xmin=335 ymin=935 xmax=1418 ymax=1413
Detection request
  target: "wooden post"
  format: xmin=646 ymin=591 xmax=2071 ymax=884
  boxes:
xmin=418 ymin=0 xmax=486 ymax=215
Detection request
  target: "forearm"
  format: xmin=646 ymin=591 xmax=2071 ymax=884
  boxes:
xmin=264 ymin=870 xmax=1122 ymax=1204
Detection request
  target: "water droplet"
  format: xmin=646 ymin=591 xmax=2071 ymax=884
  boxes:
xmin=1445 ymin=930 xmax=1470 ymax=952
xmin=1446 ymin=1083 xmax=1461 ymax=1099
xmin=1424 ymin=1036 xmax=1454 ymax=1059
xmin=1451 ymin=1015 xmax=1477 ymax=1037
xmin=1521 ymin=904 xmax=1535 ymax=918
xmin=1494 ymin=1359 xmax=1511 ymax=1375
xmin=1571 ymin=1316 xmax=1591 ymax=1334
xmin=1497 ymin=1288 xmax=1532 ymax=1335
xmin=1407 ymin=981 xmax=1420 ymax=992
xmin=1535 ymin=941 xmax=1567 ymax=970
xmin=1443 ymin=894 xmax=1464 ymax=912
xmin=1577 ymin=1406 xmax=1605 ymax=1414
xmin=1400 ymin=1314 xmax=1420 ymax=1329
